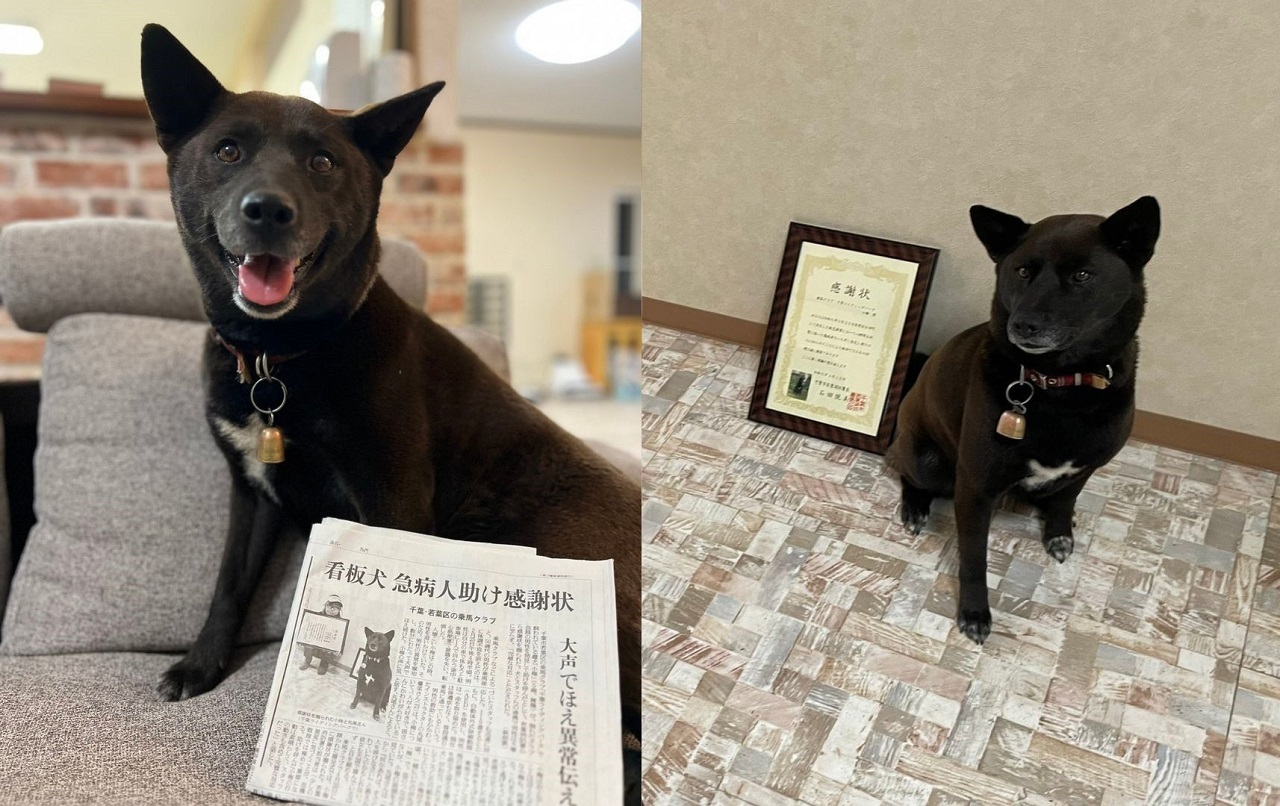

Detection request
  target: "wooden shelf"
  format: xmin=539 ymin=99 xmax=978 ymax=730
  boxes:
xmin=0 ymin=90 xmax=151 ymax=119
xmin=0 ymin=90 xmax=354 ymax=120
xmin=581 ymin=317 xmax=642 ymax=391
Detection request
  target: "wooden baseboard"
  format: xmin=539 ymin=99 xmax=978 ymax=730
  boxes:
xmin=1131 ymin=411 xmax=1280 ymax=473
xmin=643 ymin=297 xmax=765 ymax=347
xmin=642 ymin=296 xmax=1280 ymax=473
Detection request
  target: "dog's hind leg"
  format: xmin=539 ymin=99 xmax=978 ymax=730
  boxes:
xmin=157 ymin=473 xmax=283 ymax=701
xmin=900 ymin=481 xmax=934 ymax=536
xmin=890 ymin=435 xmax=954 ymax=536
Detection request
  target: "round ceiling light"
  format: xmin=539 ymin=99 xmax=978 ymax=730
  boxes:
xmin=0 ymin=24 xmax=42 ymax=56
xmin=515 ymin=0 xmax=640 ymax=65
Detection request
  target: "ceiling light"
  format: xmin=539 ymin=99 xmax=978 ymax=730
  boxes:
xmin=0 ymin=24 xmax=42 ymax=56
xmin=299 ymin=80 xmax=321 ymax=103
xmin=516 ymin=0 xmax=640 ymax=65
xmin=315 ymin=44 xmax=329 ymax=66
xmin=371 ymin=0 xmax=385 ymax=20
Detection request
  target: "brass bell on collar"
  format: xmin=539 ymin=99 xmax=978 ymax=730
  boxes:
xmin=257 ymin=426 xmax=285 ymax=463
xmin=996 ymin=409 xmax=1026 ymax=440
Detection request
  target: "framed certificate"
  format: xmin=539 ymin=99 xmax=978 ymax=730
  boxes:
xmin=297 ymin=610 xmax=349 ymax=655
xmin=749 ymin=223 xmax=938 ymax=453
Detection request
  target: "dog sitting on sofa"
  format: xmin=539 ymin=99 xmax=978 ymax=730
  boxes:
xmin=137 ymin=23 xmax=640 ymax=792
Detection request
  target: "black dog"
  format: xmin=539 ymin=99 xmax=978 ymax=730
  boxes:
xmin=350 ymin=628 xmax=395 ymax=721
xmin=886 ymin=196 xmax=1160 ymax=643
xmin=139 ymin=24 xmax=640 ymax=754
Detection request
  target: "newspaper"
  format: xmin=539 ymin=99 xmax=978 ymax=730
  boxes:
xmin=246 ymin=518 xmax=622 ymax=805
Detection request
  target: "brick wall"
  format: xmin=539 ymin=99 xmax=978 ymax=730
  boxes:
xmin=0 ymin=111 xmax=465 ymax=377
xmin=380 ymin=138 xmax=467 ymax=318
xmin=0 ymin=119 xmax=175 ymax=226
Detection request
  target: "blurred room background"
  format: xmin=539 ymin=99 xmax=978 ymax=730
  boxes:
xmin=0 ymin=0 xmax=640 ymax=459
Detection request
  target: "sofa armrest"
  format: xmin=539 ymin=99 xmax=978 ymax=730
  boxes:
xmin=585 ymin=439 xmax=641 ymax=484
xmin=449 ymin=326 xmax=511 ymax=384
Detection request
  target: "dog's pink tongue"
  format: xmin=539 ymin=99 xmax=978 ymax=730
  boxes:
xmin=238 ymin=255 xmax=297 ymax=306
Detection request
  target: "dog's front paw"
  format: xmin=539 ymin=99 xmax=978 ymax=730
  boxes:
xmin=1043 ymin=534 xmax=1074 ymax=563
xmin=956 ymin=607 xmax=992 ymax=645
xmin=157 ymin=657 xmax=222 ymax=702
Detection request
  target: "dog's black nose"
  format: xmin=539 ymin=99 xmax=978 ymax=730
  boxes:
xmin=240 ymin=191 xmax=296 ymax=228
xmin=1010 ymin=319 xmax=1042 ymax=339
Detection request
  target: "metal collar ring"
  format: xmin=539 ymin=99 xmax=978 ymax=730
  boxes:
xmin=1005 ymin=379 xmax=1035 ymax=408
xmin=250 ymin=376 xmax=287 ymax=416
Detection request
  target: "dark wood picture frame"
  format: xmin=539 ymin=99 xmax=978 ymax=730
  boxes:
xmin=749 ymin=222 xmax=938 ymax=454
xmin=297 ymin=609 xmax=350 ymax=656
xmin=348 ymin=647 xmax=367 ymax=680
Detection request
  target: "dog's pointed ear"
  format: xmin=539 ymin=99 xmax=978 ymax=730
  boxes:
xmin=364 ymin=626 xmax=373 ymax=639
xmin=347 ymin=82 xmax=446 ymax=175
xmin=384 ymin=630 xmax=395 ymax=642
xmin=1100 ymin=196 xmax=1160 ymax=269
xmin=141 ymin=24 xmax=226 ymax=153
xmin=970 ymin=205 xmax=1031 ymax=263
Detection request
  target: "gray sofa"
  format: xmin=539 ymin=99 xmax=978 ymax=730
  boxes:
xmin=0 ymin=219 xmax=627 ymax=803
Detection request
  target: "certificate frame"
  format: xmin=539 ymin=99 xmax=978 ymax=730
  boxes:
xmin=348 ymin=648 xmax=367 ymax=679
xmin=297 ymin=610 xmax=350 ymax=655
xmin=749 ymin=222 xmax=938 ymax=454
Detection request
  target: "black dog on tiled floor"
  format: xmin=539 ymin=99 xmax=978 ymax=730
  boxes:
xmin=887 ymin=197 xmax=1161 ymax=644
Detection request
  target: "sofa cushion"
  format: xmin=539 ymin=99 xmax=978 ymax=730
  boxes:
xmin=0 ymin=645 xmax=278 ymax=803
xmin=0 ymin=314 xmax=302 ymax=655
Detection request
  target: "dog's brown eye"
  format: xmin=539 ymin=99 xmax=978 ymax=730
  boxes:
xmin=1072 ymin=270 xmax=1093 ymax=283
xmin=1016 ymin=266 xmax=1030 ymax=279
xmin=215 ymin=142 xmax=241 ymax=163
xmin=310 ymin=153 xmax=335 ymax=173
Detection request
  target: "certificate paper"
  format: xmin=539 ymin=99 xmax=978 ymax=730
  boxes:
xmin=765 ymin=241 xmax=919 ymax=435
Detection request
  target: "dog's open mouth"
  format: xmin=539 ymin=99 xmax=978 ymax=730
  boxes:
xmin=222 ymin=245 xmax=320 ymax=309
xmin=238 ymin=254 xmax=299 ymax=307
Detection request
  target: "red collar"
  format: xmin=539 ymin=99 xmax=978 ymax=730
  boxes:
xmin=1022 ymin=364 xmax=1113 ymax=390
xmin=213 ymin=331 xmax=304 ymax=384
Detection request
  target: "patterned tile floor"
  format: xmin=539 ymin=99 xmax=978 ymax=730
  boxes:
xmin=640 ymin=325 xmax=1280 ymax=806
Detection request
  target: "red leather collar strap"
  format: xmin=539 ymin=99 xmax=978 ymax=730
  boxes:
xmin=1022 ymin=364 xmax=1113 ymax=390
xmin=212 ymin=331 xmax=304 ymax=384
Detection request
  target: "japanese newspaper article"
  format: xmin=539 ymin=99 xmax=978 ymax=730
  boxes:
xmin=246 ymin=518 xmax=622 ymax=805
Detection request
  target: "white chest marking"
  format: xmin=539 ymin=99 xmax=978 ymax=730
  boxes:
xmin=212 ymin=415 xmax=280 ymax=504
xmin=1020 ymin=459 xmax=1082 ymax=490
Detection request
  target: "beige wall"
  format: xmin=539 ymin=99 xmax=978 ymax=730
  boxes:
xmin=0 ymin=0 xmax=263 ymax=96
xmin=643 ymin=1 xmax=1280 ymax=440
xmin=463 ymin=126 xmax=640 ymax=392
xmin=261 ymin=0 xmax=334 ymax=96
